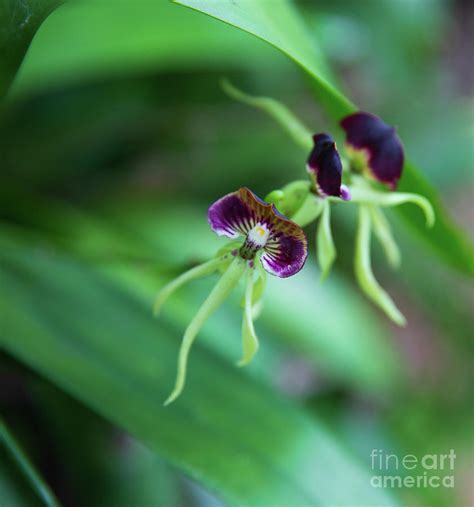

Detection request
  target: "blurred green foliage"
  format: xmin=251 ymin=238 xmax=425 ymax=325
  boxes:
xmin=0 ymin=1 xmax=472 ymax=506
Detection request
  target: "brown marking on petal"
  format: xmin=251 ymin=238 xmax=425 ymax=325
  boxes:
xmin=237 ymin=188 xmax=306 ymax=245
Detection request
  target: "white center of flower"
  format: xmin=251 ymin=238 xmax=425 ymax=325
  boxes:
xmin=247 ymin=223 xmax=270 ymax=249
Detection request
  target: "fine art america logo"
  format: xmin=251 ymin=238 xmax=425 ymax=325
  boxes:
xmin=370 ymin=449 xmax=456 ymax=489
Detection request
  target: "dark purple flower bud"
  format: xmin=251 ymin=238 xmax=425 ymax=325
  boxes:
xmin=340 ymin=112 xmax=404 ymax=190
xmin=208 ymin=188 xmax=307 ymax=278
xmin=306 ymin=133 xmax=350 ymax=200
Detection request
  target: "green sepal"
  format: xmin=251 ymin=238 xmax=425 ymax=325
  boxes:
xmin=214 ymin=241 xmax=243 ymax=273
xmin=291 ymin=193 xmax=324 ymax=228
xmin=251 ymin=259 xmax=267 ymax=305
xmin=239 ymin=257 xmax=266 ymax=308
xmin=164 ymin=257 xmax=247 ymax=405
xmin=317 ymin=199 xmax=336 ymax=281
xmin=354 ymin=206 xmax=406 ymax=326
xmin=221 ymin=78 xmax=312 ymax=150
xmin=238 ymin=267 xmax=259 ymax=367
xmin=154 ymin=255 xmax=229 ymax=316
xmin=368 ymin=205 xmax=401 ymax=269
xmin=250 ymin=299 xmax=264 ymax=321
xmin=214 ymin=240 xmax=242 ymax=258
xmin=346 ymin=185 xmax=435 ymax=228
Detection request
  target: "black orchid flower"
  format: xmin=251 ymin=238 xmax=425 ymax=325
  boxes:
xmin=340 ymin=112 xmax=404 ymax=190
xmin=306 ymin=133 xmax=351 ymax=200
xmin=156 ymin=188 xmax=307 ymax=404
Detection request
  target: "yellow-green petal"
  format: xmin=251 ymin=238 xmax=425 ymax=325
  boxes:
xmin=164 ymin=257 xmax=246 ymax=405
xmin=354 ymin=206 xmax=406 ymax=326
xmin=368 ymin=205 xmax=401 ymax=269
xmin=317 ymin=199 xmax=336 ymax=281
xmin=237 ymin=268 xmax=259 ymax=367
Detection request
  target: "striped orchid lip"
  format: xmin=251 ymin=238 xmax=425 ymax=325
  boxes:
xmin=340 ymin=112 xmax=404 ymax=190
xmin=306 ymin=133 xmax=351 ymax=200
xmin=208 ymin=187 xmax=307 ymax=278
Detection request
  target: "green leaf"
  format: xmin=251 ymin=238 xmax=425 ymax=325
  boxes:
xmin=0 ymin=452 xmax=42 ymax=507
xmin=0 ymin=0 xmax=61 ymax=97
xmin=11 ymin=1 xmax=282 ymax=97
xmin=0 ymin=232 xmax=400 ymax=507
xmin=30 ymin=379 xmax=181 ymax=507
xmin=0 ymin=419 xmax=60 ymax=507
xmin=176 ymin=0 xmax=474 ymax=276
xmin=395 ymin=160 xmax=474 ymax=275
xmin=174 ymin=0 xmax=353 ymax=118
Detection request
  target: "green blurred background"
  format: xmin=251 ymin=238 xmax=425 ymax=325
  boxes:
xmin=0 ymin=1 xmax=472 ymax=506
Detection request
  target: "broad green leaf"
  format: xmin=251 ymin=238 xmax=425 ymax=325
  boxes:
xmin=0 ymin=419 xmax=60 ymax=507
xmin=29 ymin=380 xmax=181 ymax=507
xmin=175 ymin=0 xmax=353 ymax=119
xmin=11 ymin=1 xmax=283 ymax=97
xmin=0 ymin=232 xmax=400 ymax=507
xmin=175 ymin=0 xmax=474 ymax=276
xmin=0 ymin=451 xmax=43 ymax=507
xmin=0 ymin=0 xmax=61 ymax=97
xmin=395 ymin=160 xmax=474 ymax=275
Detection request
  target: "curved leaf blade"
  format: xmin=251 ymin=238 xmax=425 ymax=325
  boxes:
xmin=0 ymin=232 xmax=400 ymax=507
xmin=0 ymin=0 xmax=61 ymax=97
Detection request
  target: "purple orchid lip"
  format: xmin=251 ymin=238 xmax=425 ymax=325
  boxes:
xmin=306 ymin=133 xmax=348 ymax=199
xmin=208 ymin=187 xmax=307 ymax=278
xmin=340 ymin=112 xmax=404 ymax=190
